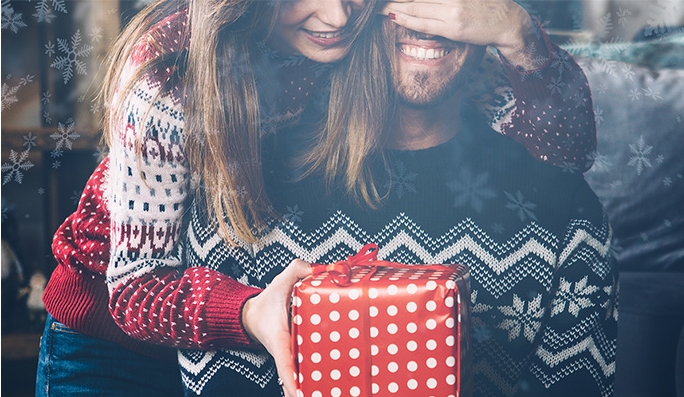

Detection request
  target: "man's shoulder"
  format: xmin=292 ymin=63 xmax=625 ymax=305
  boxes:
xmin=460 ymin=111 xmax=605 ymax=229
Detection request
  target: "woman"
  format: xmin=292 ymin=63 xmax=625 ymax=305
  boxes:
xmin=38 ymin=1 xmax=371 ymax=396
xmin=39 ymin=0 xmax=596 ymax=396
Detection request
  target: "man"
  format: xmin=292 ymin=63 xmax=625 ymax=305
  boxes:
xmin=228 ymin=4 xmax=617 ymax=397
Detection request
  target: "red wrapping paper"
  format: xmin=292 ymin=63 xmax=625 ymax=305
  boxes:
xmin=291 ymin=244 xmax=471 ymax=397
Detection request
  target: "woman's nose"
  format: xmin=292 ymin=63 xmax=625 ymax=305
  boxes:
xmin=318 ymin=0 xmax=355 ymax=29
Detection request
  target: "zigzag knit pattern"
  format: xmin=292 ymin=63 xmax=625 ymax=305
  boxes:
xmin=179 ymin=113 xmax=617 ymax=397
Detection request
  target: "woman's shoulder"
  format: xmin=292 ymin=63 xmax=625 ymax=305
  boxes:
xmin=129 ymin=8 xmax=190 ymax=68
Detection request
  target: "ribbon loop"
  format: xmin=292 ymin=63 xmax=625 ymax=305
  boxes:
xmin=311 ymin=244 xmax=379 ymax=286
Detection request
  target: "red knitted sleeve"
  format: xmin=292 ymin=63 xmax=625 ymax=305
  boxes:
xmin=51 ymin=157 xmax=110 ymax=276
xmin=499 ymin=20 xmax=596 ymax=172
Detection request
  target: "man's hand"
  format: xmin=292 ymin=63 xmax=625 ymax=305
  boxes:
xmin=381 ymin=0 xmax=548 ymax=70
xmin=241 ymin=259 xmax=312 ymax=397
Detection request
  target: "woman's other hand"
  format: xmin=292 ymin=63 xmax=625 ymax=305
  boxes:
xmin=241 ymin=259 xmax=312 ymax=397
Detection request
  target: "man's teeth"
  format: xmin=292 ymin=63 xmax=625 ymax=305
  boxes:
xmin=400 ymin=45 xmax=449 ymax=60
xmin=310 ymin=31 xmax=340 ymax=39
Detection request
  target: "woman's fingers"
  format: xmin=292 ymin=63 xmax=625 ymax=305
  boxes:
xmin=241 ymin=259 xmax=312 ymax=397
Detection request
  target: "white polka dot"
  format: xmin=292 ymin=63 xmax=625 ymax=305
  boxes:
xmin=426 ymin=339 xmax=437 ymax=350
xmin=407 ymin=379 xmax=418 ymax=390
xmin=350 ymin=366 xmax=360 ymax=377
xmin=387 ymin=344 xmax=399 ymax=355
xmin=426 ymin=319 xmax=437 ymax=330
xmin=406 ymin=322 xmax=418 ymax=333
xmin=293 ymin=314 xmax=303 ymax=325
xmin=369 ymin=288 xmax=379 ymax=299
xmin=331 ymin=387 xmax=341 ymax=397
xmin=387 ymin=285 xmax=398 ymax=295
xmin=446 ymin=356 xmax=456 ymax=367
xmin=446 ymin=280 xmax=456 ymax=290
xmin=310 ymin=314 xmax=321 ymax=325
xmin=348 ymin=289 xmax=360 ymax=300
xmin=310 ymin=332 xmax=321 ymax=343
xmin=445 ymin=296 xmax=454 ymax=308
xmin=446 ymin=374 xmax=456 ymax=385
xmin=297 ymin=335 xmax=303 ymax=345
xmin=349 ymin=327 xmax=360 ymax=339
xmin=427 ymin=378 xmax=438 ymax=389
xmin=298 ymin=353 xmax=304 ymax=363
xmin=406 ymin=301 xmax=417 ymax=313
xmin=370 ymin=326 xmax=379 ymax=338
xmin=329 ymin=292 xmax=340 ymax=303
xmin=372 ymin=383 xmax=380 ymax=394
xmin=329 ymin=331 xmax=340 ymax=342
xmin=407 ymin=361 xmax=418 ymax=372
xmin=311 ymin=370 xmax=322 ymax=381
xmin=369 ymin=306 xmax=379 ymax=317
xmin=310 ymin=293 xmax=321 ymax=304
xmin=330 ymin=369 xmax=341 ymax=380
xmin=426 ymin=357 xmax=437 ymax=368
xmin=348 ymin=310 xmax=360 ymax=321
xmin=387 ymin=305 xmax=398 ymax=316
xmin=350 ymin=386 xmax=361 ymax=396
xmin=446 ymin=317 xmax=455 ymax=328
xmin=406 ymin=284 xmax=418 ymax=294
xmin=299 ymin=390 xmax=307 ymax=397
xmin=372 ymin=365 xmax=379 ymax=376
xmin=330 ymin=349 xmax=341 ymax=360
xmin=388 ymin=361 xmax=399 ymax=373
xmin=446 ymin=335 xmax=455 ymax=346
xmin=311 ymin=352 xmax=322 ymax=363
xmin=388 ymin=382 xmax=399 ymax=393
xmin=387 ymin=323 xmax=398 ymax=334
xmin=425 ymin=300 xmax=437 ymax=311
xmin=311 ymin=280 xmax=322 ymax=287
xmin=426 ymin=280 xmax=437 ymax=290
xmin=406 ymin=340 xmax=418 ymax=351
xmin=329 ymin=310 xmax=340 ymax=322
xmin=292 ymin=296 xmax=302 ymax=307
xmin=349 ymin=348 xmax=360 ymax=359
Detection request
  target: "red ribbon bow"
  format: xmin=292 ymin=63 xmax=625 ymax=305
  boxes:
xmin=311 ymin=243 xmax=379 ymax=286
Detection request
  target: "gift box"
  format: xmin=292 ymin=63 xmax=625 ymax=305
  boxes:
xmin=291 ymin=244 xmax=471 ymax=397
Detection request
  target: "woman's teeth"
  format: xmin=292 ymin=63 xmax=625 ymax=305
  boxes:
xmin=400 ymin=45 xmax=449 ymax=60
xmin=309 ymin=31 xmax=341 ymax=39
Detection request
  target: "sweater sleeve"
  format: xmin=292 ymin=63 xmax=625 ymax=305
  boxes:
xmin=105 ymin=16 xmax=262 ymax=351
xmin=521 ymin=206 xmax=618 ymax=396
xmin=51 ymin=157 xmax=110 ymax=276
xmin=498 ymin=21 xmax=597 ymax=173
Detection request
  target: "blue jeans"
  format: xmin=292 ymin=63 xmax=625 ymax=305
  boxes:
xmin=36 ymin=314 xmax=183 ymax=397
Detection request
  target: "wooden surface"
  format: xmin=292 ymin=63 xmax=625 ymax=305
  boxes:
xmin=1 ymin=333 xmax=42 ymax=360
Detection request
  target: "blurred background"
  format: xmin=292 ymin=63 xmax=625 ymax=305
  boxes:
xmin=2 ymin=0 xmax=683 ymax=396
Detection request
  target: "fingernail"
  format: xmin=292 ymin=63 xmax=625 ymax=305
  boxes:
xmin=388 ymin=12 xmax=396 ymax=20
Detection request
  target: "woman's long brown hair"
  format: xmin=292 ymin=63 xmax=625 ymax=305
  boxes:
xmin=101 ymin=0 xmax=380 ymax=243
xmin=301 ymin=17 xmax=396 ymax=207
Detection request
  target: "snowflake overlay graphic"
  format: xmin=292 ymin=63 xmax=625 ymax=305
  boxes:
xmin=50 ymin=29 xmax=93 ymax=84
xmin=1 ymin=0 xmax=27 ymax=33
xmin=2 ymin=150 xmax=35 ymax=185
xmin=627 ymin=135 xmax=653 ymax=175
xmin=50 ymin=119 xmax=80 ymax=150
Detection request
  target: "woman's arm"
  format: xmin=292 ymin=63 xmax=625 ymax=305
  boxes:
xmin=105 ymin=19 xmax=262 ymax=351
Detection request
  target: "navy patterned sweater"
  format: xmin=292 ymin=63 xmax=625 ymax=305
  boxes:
xmin=181 ymin=107 xmax=617 ymax=397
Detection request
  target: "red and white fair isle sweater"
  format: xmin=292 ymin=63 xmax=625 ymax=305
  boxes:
xmin=43 ymin=9 xmax=597 ymax=356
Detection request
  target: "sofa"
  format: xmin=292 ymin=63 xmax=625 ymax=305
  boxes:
xmin=573 ymin=34 xmax=684 ymax=397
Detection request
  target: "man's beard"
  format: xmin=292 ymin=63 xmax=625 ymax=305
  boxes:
xmin=395 ymin=70 xmax=469 ymax=109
